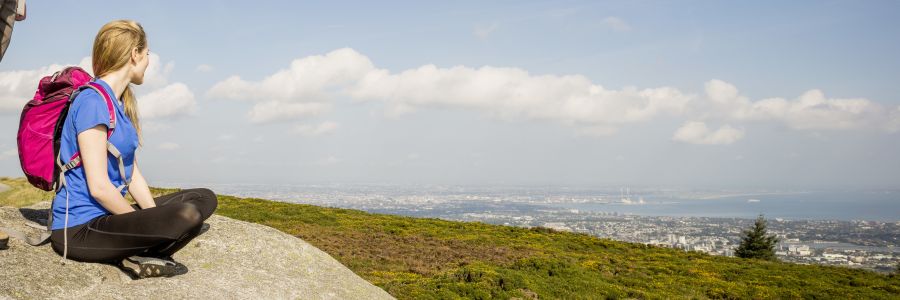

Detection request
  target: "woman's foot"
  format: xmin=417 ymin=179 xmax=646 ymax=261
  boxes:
xmin=119 ymin=255 xmax=178 ymax=279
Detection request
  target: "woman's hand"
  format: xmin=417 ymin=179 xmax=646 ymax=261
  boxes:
xmin=128 ymin=157 xmax=157 ymax=209
xmin=80 ymin=124 xmax=136 ymax=215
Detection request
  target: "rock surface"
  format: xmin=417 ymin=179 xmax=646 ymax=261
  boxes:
xmin=0 ymin=202 xmax=395 ymax=299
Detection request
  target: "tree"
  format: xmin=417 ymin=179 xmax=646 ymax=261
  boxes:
xmin=735 ymin=214 xmax=779 ymax=261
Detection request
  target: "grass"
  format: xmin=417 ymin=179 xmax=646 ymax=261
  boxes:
xmin=2 ymin=176 xmax=898 ymax=299
xmin=0 ymin=176 xmax=57 ymax=207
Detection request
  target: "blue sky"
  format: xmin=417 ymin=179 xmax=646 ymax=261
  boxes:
xmin=1 ymin=1 xmax=899 ymax=189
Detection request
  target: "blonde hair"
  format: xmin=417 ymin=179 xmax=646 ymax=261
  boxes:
xmin=92 ymin=20 xmax=146 ymax=146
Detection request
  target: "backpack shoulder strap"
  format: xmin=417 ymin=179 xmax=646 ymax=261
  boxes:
xmin=82 ymin=82 xmax=117 ymax=135
xmin=58 ymin=81 xmax=131 ymax=193
xmin=59 ymin=82 xmax=119 ymax=172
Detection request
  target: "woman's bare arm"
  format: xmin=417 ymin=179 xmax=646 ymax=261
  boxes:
xmin=128 ymin=157 xmax=156 ymax=209
xmin=79 ymin=124 xmax=136 ymax=214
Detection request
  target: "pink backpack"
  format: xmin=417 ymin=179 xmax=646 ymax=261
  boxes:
xmin=7 ymin=66 xmax=128 ymax=252
xmin=17 ymin=66 xmax=118 ymax=192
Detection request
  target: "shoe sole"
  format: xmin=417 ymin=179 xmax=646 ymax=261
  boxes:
xmin=122 ymin=257 xmax=177 ymax=278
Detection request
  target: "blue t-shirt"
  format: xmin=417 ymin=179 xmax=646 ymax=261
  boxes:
xmin=51 ymin=79 xmax=139 ymax=230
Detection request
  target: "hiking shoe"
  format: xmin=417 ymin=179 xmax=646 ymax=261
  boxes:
xmin=120 ymin=255 xmax=178 ymax=279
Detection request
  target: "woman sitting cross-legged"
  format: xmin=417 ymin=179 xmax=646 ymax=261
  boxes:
xmin=49 ymin=19 xmax=217 ymax=279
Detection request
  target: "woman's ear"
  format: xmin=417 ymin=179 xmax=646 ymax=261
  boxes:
xmin=130 ymin=47 xmax=141 ymax=65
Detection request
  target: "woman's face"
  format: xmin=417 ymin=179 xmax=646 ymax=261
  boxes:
xmin=130 ymin=47 xmax=150 ymax=85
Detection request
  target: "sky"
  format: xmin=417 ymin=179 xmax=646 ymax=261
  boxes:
xmin=1 ymin=0 xmax=899 ymax=189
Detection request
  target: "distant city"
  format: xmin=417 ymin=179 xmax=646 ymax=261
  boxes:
xmin=158 ymin=182 xmax=900 ymax=274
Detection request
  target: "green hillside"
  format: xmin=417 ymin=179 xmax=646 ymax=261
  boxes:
xmin=2 ymin=177 xmax=898 ymax=299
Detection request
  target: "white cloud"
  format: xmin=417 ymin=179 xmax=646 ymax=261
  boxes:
xmin=158 ymin=142 xmax=181 ymax=150
xmin=138 ymin=83 xmax=197 ymax=119
xmin=672 ymin=121 xmax=744 ymax=145
xmin=601 ymin=17 xmax=631 ymax=32
xmin=133 ymin=54 xmax=197 ymax=120
xmin=0 ymin=54 xmax=195 ymax=120
xmin=346 ymin=61 xmax=693 ymax=128
xmin=293 ymin=121 xmax=339 ymax=136
xmin=699 ymin=79 xmax=894 ymax=131
xmin=137 ymin=53 xmax=176 ymax=90
xmin=206 ymin=48 xmax=899 ymax=141
xmin=206 ymin=48 xmax=367 ymax=123
xmin=207 ymin=48 xmax=694 ymax=129
xmin=206 ymin=48 xmax=373 ymax=103
xmin=473 ymin=22 xmax=499 ymax=40
xmin=0 ymin=57 xmax=90 ymax=113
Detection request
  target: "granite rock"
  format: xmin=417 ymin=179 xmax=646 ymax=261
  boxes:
xmin=0 ymin=202 xmax=395 ymax=300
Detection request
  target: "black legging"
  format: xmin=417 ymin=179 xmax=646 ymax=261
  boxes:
xmin=50 ymin=188 xmax=218 ymax=263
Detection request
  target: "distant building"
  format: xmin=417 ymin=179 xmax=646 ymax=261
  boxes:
xmin=823 ymin=253 xmax=847 ymax=261
xmin=542 ymin=222 xmax=572 ymax=232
